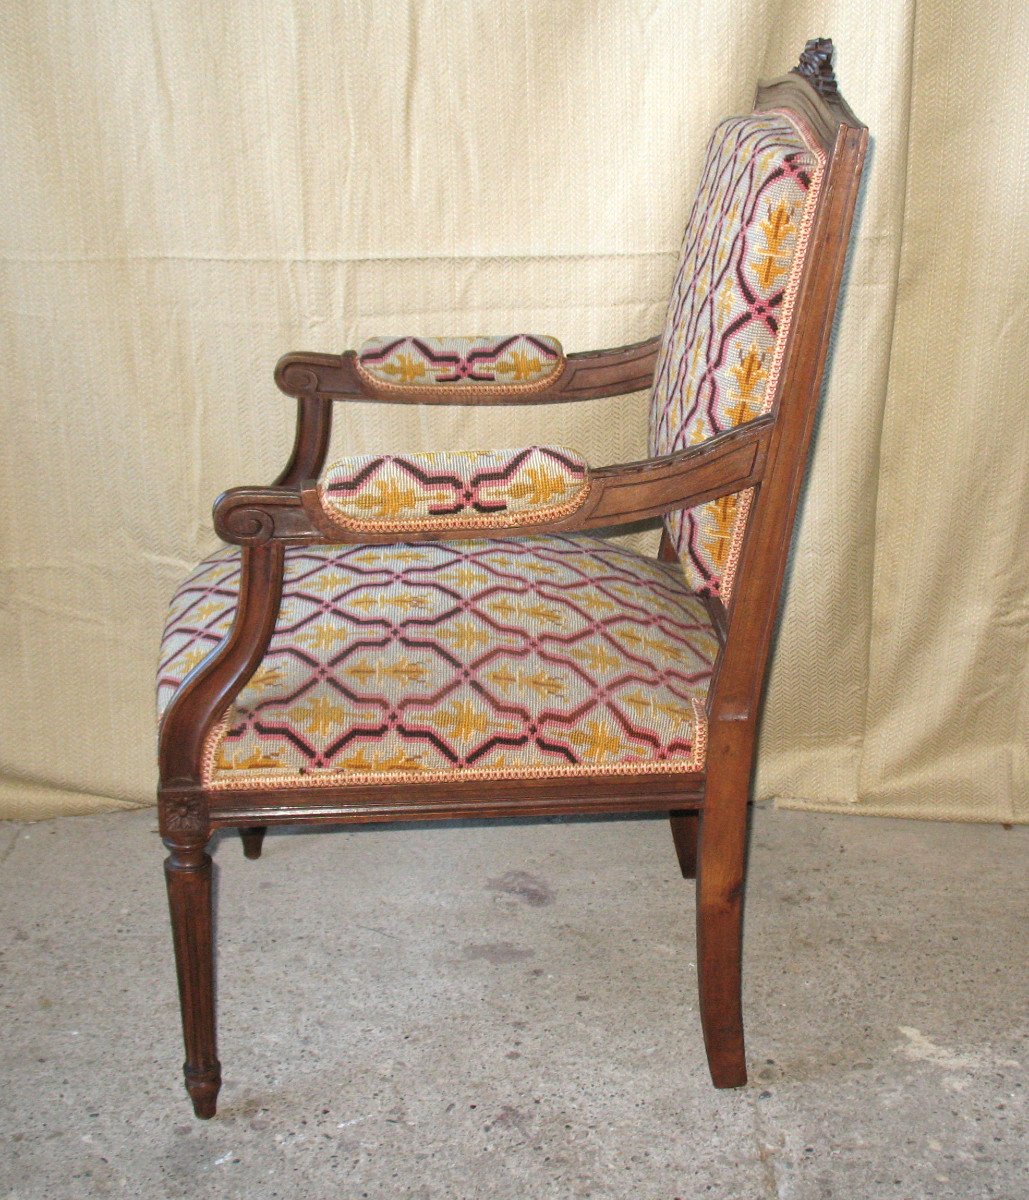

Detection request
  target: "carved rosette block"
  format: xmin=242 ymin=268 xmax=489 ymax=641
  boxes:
xmin=159 ymin=793 xmax=209 ymax=840
xmin=791 ymin=38 xmax=837 ymax=97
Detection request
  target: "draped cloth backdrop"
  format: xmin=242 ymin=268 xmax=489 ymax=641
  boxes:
xmin=1 ymin=2 xmax=1026 ymax=822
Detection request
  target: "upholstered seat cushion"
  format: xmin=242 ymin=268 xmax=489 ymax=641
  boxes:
xmin=157 ymin=535 xmax=720 ymax=788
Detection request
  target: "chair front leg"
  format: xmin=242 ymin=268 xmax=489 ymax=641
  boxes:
xmin=239 ymin=826 xmax=267 ymax=859
xmin=164 ymin=836 xmax=220 ymax=1118
xmin=694 ymin=776 xmax=749 ymax=1089
xmin=669 ymin=810 xmax=699 ymax=878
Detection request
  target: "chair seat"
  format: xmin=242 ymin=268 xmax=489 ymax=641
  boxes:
xmin=157 ymin=535 xmax=721 ymax=788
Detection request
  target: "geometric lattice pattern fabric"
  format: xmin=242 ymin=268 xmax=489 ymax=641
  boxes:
xmin=649 ymin=111 xmax=826 ymax=598
xmin=157 ymin=535 xmax=721 ymax=788
xmin=357 ymin=335 xmax=564 ymax=392
xmin=318 ymin=446 xmax=590 ymax=532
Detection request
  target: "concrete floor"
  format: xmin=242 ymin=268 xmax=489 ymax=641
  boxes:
xmin=0 ymin=805 xmax=1024 ymax=1199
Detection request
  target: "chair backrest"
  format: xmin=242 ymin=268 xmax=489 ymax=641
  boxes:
xmin=649 ymin=56 xmax=858 ymax=604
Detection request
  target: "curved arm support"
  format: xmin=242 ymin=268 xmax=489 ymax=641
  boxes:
xmin=274 ymin=396 xmax=333 ymax=487
xmin=212 ymin=417 xmax=771 ymax=547
xmin=158 ymin=542 xmax=285 ymax=790
xmin=274 ymin=335 xmax=662 ymax=407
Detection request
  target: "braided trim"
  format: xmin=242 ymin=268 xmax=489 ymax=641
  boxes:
xmin=718 ymin=488 xmax=754 ymax=608
xmin=315 ymin=473 xmax=591 ymax=534
xmin=199 ymin=713 xmax=230 ymax=785
xmin=719 ymin=110 xmax=827 ymax=605
xmin=355 ymin=360 xmax=566 ymax=398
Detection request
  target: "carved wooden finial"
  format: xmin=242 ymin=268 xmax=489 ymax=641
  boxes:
xmin=791 ymin=38 xmax=837 ymax=97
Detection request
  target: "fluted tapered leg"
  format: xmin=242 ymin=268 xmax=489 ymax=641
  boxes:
xmin=669 ymin=810 xmax=699 ymax=878
xmin=164 ymin=838 xmax=220 ymax=1118
xmin=239 ymin=826 xmax=267 ymax=860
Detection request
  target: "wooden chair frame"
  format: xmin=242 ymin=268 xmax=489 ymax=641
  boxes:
xmin=158 ymin=42 xmax=867 ymax=1118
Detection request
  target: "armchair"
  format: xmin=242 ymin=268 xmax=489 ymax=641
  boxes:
xmin=157 ymin=40 xmax=867 ymax=1117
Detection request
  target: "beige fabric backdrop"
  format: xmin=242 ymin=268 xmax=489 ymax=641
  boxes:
xmin=1 ymin=2 xmax=1025 ymax=822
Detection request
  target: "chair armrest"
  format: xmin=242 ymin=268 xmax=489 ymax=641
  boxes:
xmin=275 ymin=335 xmax=662 ymax=406
xmin=213 ymin=417 xmax=772 ymax=547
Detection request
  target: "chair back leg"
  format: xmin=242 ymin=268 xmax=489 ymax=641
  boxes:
xmin=669 ymin=810 xmax=699 ymax=878
xmin=239 ymin=826 xmax=267 ymax=859
xmin=694 ymin=776 xmax=749 ymax=1088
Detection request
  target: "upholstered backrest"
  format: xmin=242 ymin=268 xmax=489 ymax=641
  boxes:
xmin=649 ymin=109 xmax=826 ymax=598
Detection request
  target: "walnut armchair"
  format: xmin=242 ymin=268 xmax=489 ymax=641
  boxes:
xmin=156 ymin=41 xmax=867 ymax=1118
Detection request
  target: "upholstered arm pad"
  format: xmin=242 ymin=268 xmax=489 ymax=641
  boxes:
xmin=315 ymin=446 xmax=590 ymax=533
xmin=275 ymin=336 xmax=661 ymax=407
xmin=355 ymin=335 xmax=565 ymax=394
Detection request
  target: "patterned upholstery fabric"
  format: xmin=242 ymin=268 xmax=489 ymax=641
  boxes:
xmin=157 ymin=536 xmax=721 ymax=788
xmin=317 ymin=446 xmax=589 ymax=532
xmin=356 ymin=335 xmax=564 ymax=391
xmin=649 ymin=111 xmax=826 ymax=598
